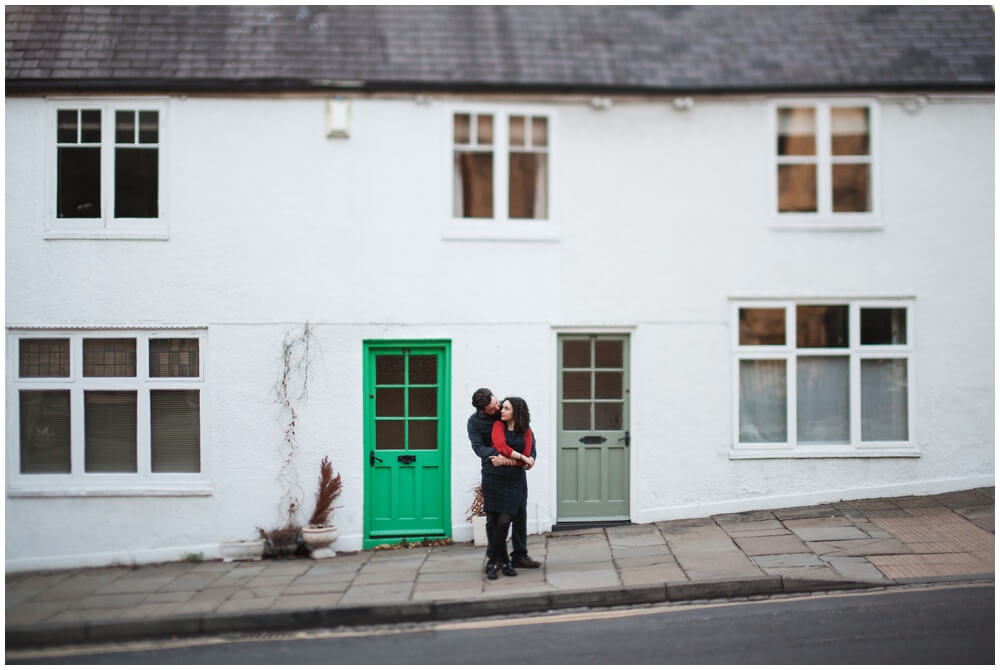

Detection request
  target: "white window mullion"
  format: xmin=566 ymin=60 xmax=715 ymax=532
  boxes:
xmin=136 ymin=385 xmax=151 ymax=477
xmin=787 ymin=352 xmax=798 ymax=447
xmin=786 ymin=303 xmax=797 ymax=446
xmin=136 ymin=336 xmax=150 ymax=476
xmin=495 ymin=112 xmax=509 ymax=221
xmin=102 ymin=104 xmax=113 ymax=229
xmin=816 ymin=105 xmax=831 ymax=216
xmin=70 ymin=388 xmax=86 ymax=478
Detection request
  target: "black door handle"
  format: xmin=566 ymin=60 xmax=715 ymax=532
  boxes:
xmin=398 ymin=454 xmax=416 ymax=464
xmin=618 ymin=431 xmax=630 ymax=447
xmin=370 ymin=452 xmax=384 ymax=466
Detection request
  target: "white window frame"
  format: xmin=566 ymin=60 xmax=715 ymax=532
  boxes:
xmin=442 ymin=102 xmax=559 ymax=242
xmin=7 ymin=328 xmax=210 ymax=496
xmin=769 ymin=98 xmax=880 ymax=231
xmin=730 ymin=299 xmax=917 ymax=459
xmin=45 ymin=97 xmax=170 ymax=240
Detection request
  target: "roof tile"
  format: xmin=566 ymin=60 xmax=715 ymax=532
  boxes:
xmin=5 ymin=5 xmax=994 ymax=91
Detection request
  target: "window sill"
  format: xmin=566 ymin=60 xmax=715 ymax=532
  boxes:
xmin=769 ymin=216 xmax=882 ymax=233
xmin=7 ymin=483 xmax=212 ymax=498
xmin=730 ymin=446 xmax=920 ymax=459
xmin=44 ymin=224 xmax=169 ymax=241
xmin=442 ymin=220 xmax=560 ymax=243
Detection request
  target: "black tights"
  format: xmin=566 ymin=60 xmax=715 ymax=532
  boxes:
xmin=487 ymin=512 xmax=514 ymax=565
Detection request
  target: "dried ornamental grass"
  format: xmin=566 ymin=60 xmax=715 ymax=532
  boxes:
xmin=308 ymin=456 xmax=343 ymax=527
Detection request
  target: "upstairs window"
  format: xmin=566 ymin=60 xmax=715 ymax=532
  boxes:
xmin=49 ymin=100 xmax=166 ymax=239
xmin=775 ymin=102 xmax=875 ymax=217
xmin=452 ymin=110 xmax=549 ymax=221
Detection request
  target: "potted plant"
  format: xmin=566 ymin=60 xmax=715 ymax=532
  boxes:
xmin=219 ymin=536 xmax=265 ymax=562
xmin=465 ymin=484 xmax=487 ymax=547
xmin=302 ymin=456 xmax=342 ymax=559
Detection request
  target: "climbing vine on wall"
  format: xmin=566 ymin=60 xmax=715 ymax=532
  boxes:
xmin=272 ymin=322 xmax=316 ymax=527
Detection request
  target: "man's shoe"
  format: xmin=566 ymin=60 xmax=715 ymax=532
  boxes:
xmin=501 ymin=561 xmax=518 ymax=577
xmin=485 ymin=562 xmax=498 ymax=580
xmin=512 ymin=555 xmax=541 ymax=569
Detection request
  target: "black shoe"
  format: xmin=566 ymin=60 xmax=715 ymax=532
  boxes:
xmin=512 ymin=555 xmax=541 ymax=569
xmin=501 ymin=561 xmax=518 ymax=577
xmin=485 ymin=562 xmax=498 ymax=580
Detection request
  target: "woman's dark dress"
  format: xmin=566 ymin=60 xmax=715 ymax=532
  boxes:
xmin=481 ymin=424 xmax=535 ymax=516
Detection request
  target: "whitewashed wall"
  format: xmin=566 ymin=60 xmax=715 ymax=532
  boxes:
xmin=5 ymin=93 xmax=994 ymax=571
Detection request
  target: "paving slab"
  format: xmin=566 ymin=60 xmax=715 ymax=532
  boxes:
xmin=338 ymin=583 xmax=414 ymax=605
xmin=712 ymin=510 xmax=777 ymax=524
xmin=95 ymin=577 xmax=179 ymax=595
xmin=821 ymin=556 xmax=890 ymax=583
xmin=716 ymin=519 xmax=784 ymax=532
xmin=69 ymin=593 xmax=149 ymax=610
xmin=189 ymin=586 xmax=240 ymax=603
xmin=867 ymin=552 xmax=994 ymax=579
xmin=751 ymin=553 xmax=826 ymax=569
xmin=215 ymin=596 xmax=278 ymax=614
xmin=784 ymin=516 xmax=856 ymax=529
xmin=611 ymin=544 xmax=673 ymax=559
xmin=789 ymin=526 xmax=869 ymax=542
xmin=771 ymin=505 xmax=841 ymax=520
xmin=5 ymin=602 xmax=68 ymax=627
xmin=672 ymin=551 xmax=762 ymax=580
xmin=546 ymin=565 xmax=620 ymax=589
xmin=851 ymin=499 xmax=902 ymax=511
xmin=613 ymin=554 xmax=680 ymax=569
xmin=229 ymin=587 xmax=285 ymax=601
xmin=281 ymin=581 xmax=350 ymax=596
xmin=733 ymin=534 xmax=811 ymax=556
xmin=618 ymin=563 xmax=687 ymax=585
xmin=727 ymin=527 xmax=793 ymax=538
xmin=143 ymin=591 xmax=197 ymax=605
xmin=158 ymin=573 xmax=221 ymax=592
xmin=245 ymin=574 xmax=299 ymax=589
xmin=806 ymin=537 xmax=911 ymax=557
xmin=411 ymin=582 xmax=483 ymax=601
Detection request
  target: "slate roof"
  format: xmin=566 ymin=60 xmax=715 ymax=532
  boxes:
xmin=5 ymin=5 xmax=995 ymax=94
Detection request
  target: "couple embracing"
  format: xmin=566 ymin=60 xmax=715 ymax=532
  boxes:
xmin=467 ymin=388 xmax=541 ymax=580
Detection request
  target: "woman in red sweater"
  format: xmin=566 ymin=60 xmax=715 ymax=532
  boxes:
xmin=481 ymin=396 xmax=536 ymax=579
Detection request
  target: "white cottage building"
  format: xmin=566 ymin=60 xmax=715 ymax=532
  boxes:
xmin=5 ymin=6 xmax=995 ymax=571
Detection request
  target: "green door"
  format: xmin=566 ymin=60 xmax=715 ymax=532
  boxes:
xmin=557 ymin=335 xmax=630 ymax=521
xmin=363 ymin=340 xmax=451 ymax=548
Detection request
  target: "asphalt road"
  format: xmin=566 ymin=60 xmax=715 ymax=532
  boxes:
xmin=8 ymin=584 xmax=994 ymax=665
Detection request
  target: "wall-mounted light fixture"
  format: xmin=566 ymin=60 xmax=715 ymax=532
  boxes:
xmin=590 ymin=97 xmax=613 ymax=110
xmin=900 ymin=95 xmax=928 ymax=115
xmin=326 ymin=98 xmax=351 ymax=138
xmin=672 ymin=97 xmax=694 ymax=111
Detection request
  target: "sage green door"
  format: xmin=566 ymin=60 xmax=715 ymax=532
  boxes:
xmin=557 ymin=335 xmax=630 ymax=521
xmin=363 ymin=341 xmax=451 ymax=548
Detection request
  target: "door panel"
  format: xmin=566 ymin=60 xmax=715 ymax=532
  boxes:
xmin=364 ymin=341 xmax=451 ymax=546
xmin=557 ymin=335 xmax=630 ymax=520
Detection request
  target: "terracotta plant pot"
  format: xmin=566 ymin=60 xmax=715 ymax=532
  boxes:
xmin=302 ymin=524 xmax=339 ymax=559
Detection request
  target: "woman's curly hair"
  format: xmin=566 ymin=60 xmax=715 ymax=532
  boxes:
xmin=503 ymin=396 xmax=531 ymax=433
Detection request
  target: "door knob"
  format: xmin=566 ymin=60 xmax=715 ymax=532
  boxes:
xmin=369 ymin=452 xmax=384 ymax=466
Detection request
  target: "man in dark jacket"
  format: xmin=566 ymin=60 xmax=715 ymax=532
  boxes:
xmin=468 ymin=387 xmax=540 ymax=568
